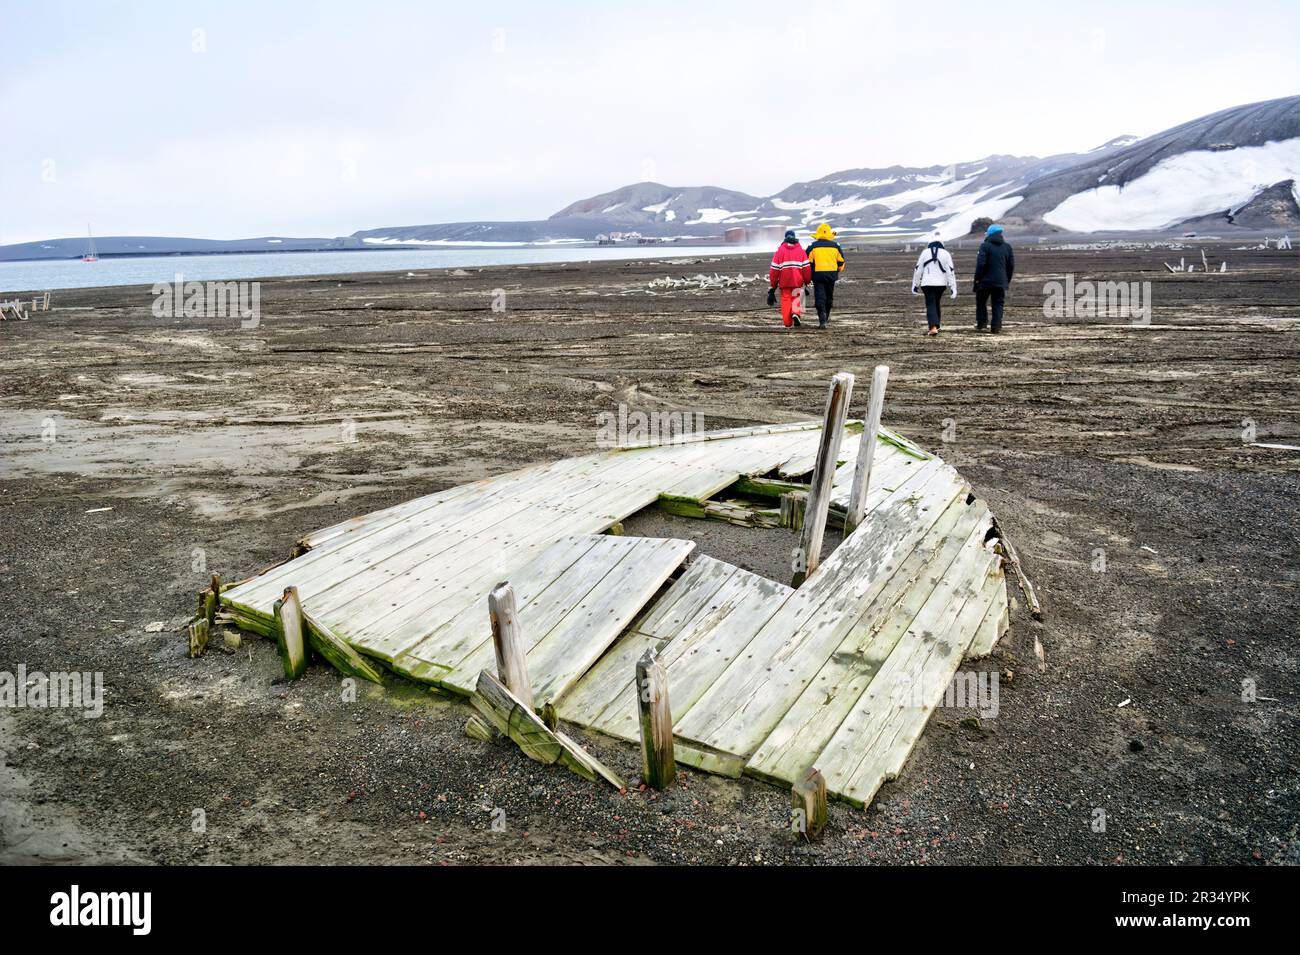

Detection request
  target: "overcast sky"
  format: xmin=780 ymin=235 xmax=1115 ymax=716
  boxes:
xmin=2 ymin=0 xmax=1297 ymax=244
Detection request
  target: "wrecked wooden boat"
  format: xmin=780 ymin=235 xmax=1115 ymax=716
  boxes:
xmin=215 ymin=370 xmax=1013 ymax=809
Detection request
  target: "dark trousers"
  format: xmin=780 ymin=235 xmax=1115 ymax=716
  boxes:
xmin=812 ymin=274 xmax=837 ymax=326
xmin=922 ymin=286 xmax=946 ymax=328
xmin=976 ymin=285 xmax=1006 ymax=331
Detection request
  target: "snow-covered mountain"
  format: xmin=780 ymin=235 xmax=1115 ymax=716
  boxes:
xmin=5 ymin=97 xmax=1296 ymax=262
xmin=532 ymin=96 xmax=1298 ymax=241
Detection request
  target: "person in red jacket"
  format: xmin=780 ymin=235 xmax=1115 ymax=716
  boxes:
xmin=767 ymin=229 xmax=812 ymax=327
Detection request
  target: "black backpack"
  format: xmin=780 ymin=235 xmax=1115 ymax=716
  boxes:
xmin=924 ymin=241 xmax=948 ymax=274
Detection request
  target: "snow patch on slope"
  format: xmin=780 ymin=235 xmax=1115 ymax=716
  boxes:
xmin=1044 ymin=138 xmax=1300 ymax=231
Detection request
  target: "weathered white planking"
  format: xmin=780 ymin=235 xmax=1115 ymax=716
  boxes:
xmin=746 ymin=499 xmax=992 ymax=785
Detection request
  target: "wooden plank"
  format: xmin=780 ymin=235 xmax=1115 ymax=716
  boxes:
xmin=966 ymin=564 xmax=1010 ymax=658
xmin=816 ymin=541 xmax=1000 ymax=803
xmin=635 ymin=556 xmax=740 ymax=640
xmin=833 ymin=562 xmax=1003 ymax=807
xmin=555 ymin=631 xmax=660 ymax=727
xmin=336 ymin=502 xmax=620 ymax=660
xmin=745 ymin=500 xmax=991 ymax=784
xmin=794 ymin=372 xmax=854 ymax=585
xmin=470 ymin=670 xmax=624 ymax=789
xmin=433 ymin=535 xmax=675 ymax=691
xmin=586 ymin=567 xmax=792 ymax=743
xmin=402 ymin=534 xmax=606 ymax=673
xmin=673 ymin=462 xmax=965 ymax=759
xmin=844 ymin=365 xmax=890 ymax=534
xmin=301 ymin=609 xmax=384 ymax=684
xmin=518 ymin=538 xmax=694 ymax=704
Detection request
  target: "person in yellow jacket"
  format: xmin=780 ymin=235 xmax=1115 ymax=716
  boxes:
xmin=805 ymin=223 xmax=845 ymax=328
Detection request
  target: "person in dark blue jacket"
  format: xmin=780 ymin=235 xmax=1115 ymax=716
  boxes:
xmin=973 ymin=224 xmax=1014 ymax=333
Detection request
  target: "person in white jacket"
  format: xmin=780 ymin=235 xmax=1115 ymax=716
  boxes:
xmin=911 ymin=238 xmax=957 ymax=336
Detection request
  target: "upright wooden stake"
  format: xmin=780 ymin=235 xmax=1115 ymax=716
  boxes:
xmin=274 ymin=585 xmax=308 ymax=679
xmin=636 ymin=648 xmax=675 ymax=789
xmin=205 ymin=573 xmax=222 ymax=627
xmin=488 ymin=582 xmax=533 ymax=710
xmin=791 ymin=766 xmax=828 ymax=841
xmin=844 ymin=365 xmax=890 ymax=534
xmin=794 ymin=372 xmax=854 ymax=586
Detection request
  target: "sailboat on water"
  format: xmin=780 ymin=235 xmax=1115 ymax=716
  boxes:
xmin=82 ymin=225 xmax=98 ymax=262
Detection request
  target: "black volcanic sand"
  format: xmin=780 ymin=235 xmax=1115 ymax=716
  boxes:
xmin=1 ymin=243 xmax=1297 ymax=865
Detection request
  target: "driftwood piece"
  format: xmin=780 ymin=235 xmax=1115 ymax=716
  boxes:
xmin=488 ymin=582 xmax=533 ymax=709
xmin=273 ymin=585 xmax=309 ymax=679
xmin=636 ymin=649 xmax=676 ymax=789
xmin=791 ymin=767 xmax=828 ymax=841
xmin=471 ymin=671 xmax=624 ymax=789
xmin=795 ymin=372 xmax=854 ymax=586
xmin=991 ymin=518 xmax=1043 ymax=620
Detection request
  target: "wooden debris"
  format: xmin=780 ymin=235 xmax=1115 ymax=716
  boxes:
xmin=795 ymin=371 xmax=854 ymax=585
xmin=488 ymin=582 xmax=533 ymax=709
xmin=471 ymin=671 xmax=623 ymax=788
xmin=273 ymin=585 xmax=308 ymax=679
xmin=990 ymin=518 xmax=1043 ymax=619
xmin=791 ymin=767 xmax=828 ymax=841
xmin=205 ymin=574 xmax=221 ymax=627
xmin=845 ymin=364 xmax=890 ymax=534
xmin=779 ymin=491 xmax=806 ymax=530
xmin=636 ymin=648 xmax=676 ymax=789
xmin=188 ymin=618 xmax=210 ymax=658
xmin=540 ymin=701 xmax=559 ymax=731
xmin=301 ymin=609 xmax=384 ymax=684
xmin=464 ymin=714 xmax=496 ymax=742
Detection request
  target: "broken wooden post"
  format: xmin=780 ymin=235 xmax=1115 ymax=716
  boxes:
xmin=794 ymin=372 xmax=854 ymax=586
xmin=791 ymin=766 xmax=828 ymax=841
xmin=273 ymin=585 xmax=308 ymax=679
xmin=488 ymin=581 xmax=532 ymax=709
xmin=779 ymin=490 xmax=806 ymax=530
xmin=636 ymin=648 xmax=675 ymax=789
xmin=844 ymin=365 xmax=890 ymax=535
xmin=188 ymin=618 xmax=210 ymax=658
xmin=204 ymin=573 xmax=221 ymax=627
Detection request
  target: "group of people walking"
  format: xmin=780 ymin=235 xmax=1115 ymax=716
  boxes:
xmin=766 ymin=222 xmax=1015 ymax=334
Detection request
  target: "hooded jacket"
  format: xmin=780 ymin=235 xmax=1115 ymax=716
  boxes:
xmin=974 ymin=231 xmax=1014 ymax=289
xmin=806 ymin=223 xmax=846 ymax=277
xmin=769 ymin=238 xmax=812 ymax=289
xmin=912 ymin=241 xmax=956 ymax=294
